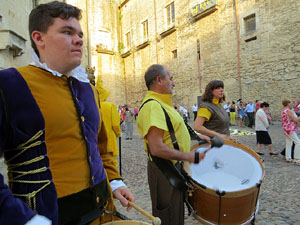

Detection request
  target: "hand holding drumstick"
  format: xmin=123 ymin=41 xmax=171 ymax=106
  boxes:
xmin=128 ymin=201 xmax=161 ymax=225
xmin=194 ymin=136 xmax=224 ymax=163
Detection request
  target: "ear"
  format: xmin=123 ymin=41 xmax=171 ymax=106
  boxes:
xmin=156 ymin=75 xmax=163 ymax=85
xmin=31 ymin=31 xmax=45 ymax=49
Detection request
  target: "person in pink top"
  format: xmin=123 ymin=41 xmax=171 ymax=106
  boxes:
xmin=281 ymin=99 xmax=300 ymax=164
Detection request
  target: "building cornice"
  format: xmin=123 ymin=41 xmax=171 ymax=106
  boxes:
xmin=119 ymin=0 xmax=130 ymax=9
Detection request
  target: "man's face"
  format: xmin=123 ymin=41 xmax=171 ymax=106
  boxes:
xmin=160 ymin=68 xmax=175 ymax=94
xmin=212 ymin=87 xmax=224 ymax=99
xmin=37 ymin=17 xmax=83 ymax=75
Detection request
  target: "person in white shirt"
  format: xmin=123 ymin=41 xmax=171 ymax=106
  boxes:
xmin=192 ymin=104 xmax=198 ymax=121
xmin=255 ymin=102 xmax=277 ymax=155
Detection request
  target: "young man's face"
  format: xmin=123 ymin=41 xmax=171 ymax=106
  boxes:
xmin=37 ymin=17 xmax=83 ymax=75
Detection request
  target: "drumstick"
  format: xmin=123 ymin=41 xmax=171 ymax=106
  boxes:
xmin=202 ymin=137 xmax=223 ymax=154
xmin=203 ymin=147 xmax=212 ymax=154
xmin=128 ymin=201 xmax=161 ymax=225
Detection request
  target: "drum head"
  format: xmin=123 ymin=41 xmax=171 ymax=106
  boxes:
xmin=188 ymin=143 xmax=263 ymax=192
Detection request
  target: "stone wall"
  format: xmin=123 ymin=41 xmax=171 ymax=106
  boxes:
xmin=74 ymin=0 xmax=126 ymax=105
xmin=119 ymin=0 xmax=300 ymax=119
xmin=1 ymin=0 xmax=299 ymax=119
xmin=0 ymin=0 xmax=34 ymax=69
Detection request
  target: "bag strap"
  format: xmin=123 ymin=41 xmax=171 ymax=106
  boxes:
xmin=140 ymin=99 xmax=179 ymax=150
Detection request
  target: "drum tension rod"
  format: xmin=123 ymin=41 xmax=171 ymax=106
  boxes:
xmin=184 ymin=194 xmax=195 ymax=216
xmin=216 ymin=190 xmax=226 ymax=196
xmin=256 ymin=180 xmax=262 ymax=188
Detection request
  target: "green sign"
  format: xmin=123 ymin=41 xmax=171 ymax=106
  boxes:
xmin=192 ymin=0 xmax=216 ymax=17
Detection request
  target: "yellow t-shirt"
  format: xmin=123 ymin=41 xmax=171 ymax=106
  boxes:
xmin=137 ymin=91 xmax=190 ymax=164
xmin=197 ymin=98 xmax=220 ymax=121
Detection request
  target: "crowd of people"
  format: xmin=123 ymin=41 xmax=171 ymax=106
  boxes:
xmin=118 ymin=104 xmax=139 ymax=140
xmin=169 ymin=92 xmax=300 ymax=166
xmin=0 ymin=1 xmax=299 ymax=225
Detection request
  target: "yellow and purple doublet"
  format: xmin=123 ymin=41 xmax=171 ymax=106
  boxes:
xmin=0 ymin=66 xmax=120 ymax=225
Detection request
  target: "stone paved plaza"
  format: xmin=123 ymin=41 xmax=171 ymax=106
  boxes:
xmin=114 ymin=122 xmax=300 ymax=225
xmin=1 ymin=122 xmax=299 ymax=224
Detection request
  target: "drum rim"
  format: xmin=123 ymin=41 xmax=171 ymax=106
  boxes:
xmin=102 ymin=220 xmax=152 ymax=225
xmin=189 ymin=140 xmax=265 ymax=197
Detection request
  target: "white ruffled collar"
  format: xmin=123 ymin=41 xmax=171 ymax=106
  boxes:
xmin=29 ymin=49 xmax=90 ymax=83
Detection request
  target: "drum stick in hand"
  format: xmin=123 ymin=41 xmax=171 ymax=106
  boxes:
xmin=204 ymin=137 xmax=223 ymax=154
xmin=128 ymin=201 xmax=161 ymax=225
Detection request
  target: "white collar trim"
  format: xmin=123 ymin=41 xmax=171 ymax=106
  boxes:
xmin=29 ymin=49 xmax=90 ymax=83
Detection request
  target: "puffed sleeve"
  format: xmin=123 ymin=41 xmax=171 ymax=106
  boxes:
xmin=0 ymin=88 xmax=36 ymax=225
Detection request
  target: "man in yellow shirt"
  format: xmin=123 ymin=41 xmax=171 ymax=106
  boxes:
xmin=137 ymin=64 xmax=209 ymax=225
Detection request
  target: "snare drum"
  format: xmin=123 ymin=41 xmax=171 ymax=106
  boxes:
xmin=102 ymin=221 xmax=151 ymax=225
xmin=184 ymin=140 xmax=264 ymax=225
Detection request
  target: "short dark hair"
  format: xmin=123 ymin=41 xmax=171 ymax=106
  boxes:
xmin=260 ymin=102 xmax=269 ymax=108
xmin=282 ymin=99 xmax=291 ymax=107
xmin=29 ymin=1 xmax=82 ymax=57
xmin=144 ymin=64 xmax=166 ymax=89
xmin=202 ymin=80 xmax=225 ymax=103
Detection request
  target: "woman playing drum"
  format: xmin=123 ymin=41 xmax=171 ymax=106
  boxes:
xmin=194 ymin=80 xmax=233 ymax=141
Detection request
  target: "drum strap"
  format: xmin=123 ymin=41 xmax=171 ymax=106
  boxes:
xmin=139 ymin=99 xmax=189 ymax=191
xmin=140 ymin=99 xmax=180 ymax=150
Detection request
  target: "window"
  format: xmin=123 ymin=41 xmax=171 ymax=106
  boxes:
xmin=171 ymin=49 xmax=177 ymax=59
xmin=244 ymin=14 xmax=256 ymax=33
xmin=141 ymin=20 xmax=148 ymax=42
xmin=125 ymin=31 xmax=131 ymax=49
xmin=165 ymin=2 xmax=175 ymax=27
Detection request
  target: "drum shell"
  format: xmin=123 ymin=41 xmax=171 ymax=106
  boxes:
xmin=102 ymin=220 xmax=151 ymax=225
xmin=189 ymin=186 xmax=259 ymax=224
xmin=187 ymin=140 xmax=264 ymax=225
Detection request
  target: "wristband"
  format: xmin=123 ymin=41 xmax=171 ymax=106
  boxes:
xmin=194 ymin=151 xmax=199 ymax=163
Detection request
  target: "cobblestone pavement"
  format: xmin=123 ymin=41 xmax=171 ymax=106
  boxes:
xmin=1 ymin=122 xmax=299 ymax=225
xmin=114 ymin=122 xmax=300 ymax=225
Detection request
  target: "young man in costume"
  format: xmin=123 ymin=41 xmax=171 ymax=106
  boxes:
xmin=137 ymin=64 xmax=209 ymax=225
xmin=0 ymin=1 xmax=133 ymax=225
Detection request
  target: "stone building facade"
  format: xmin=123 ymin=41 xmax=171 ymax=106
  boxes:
xmin=0 ymin=0 xmax=36 ymax=69
xmin=118 ymin=0 xmax=300 ymax=119
xmin=1 ymin=0 xmax=299 ymax=119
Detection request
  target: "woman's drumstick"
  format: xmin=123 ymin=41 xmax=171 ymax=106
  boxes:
xmin=128 ymin=201 xmax=161 ymax=225
xmin=203 ymin=137 xmax=224 ymax=154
